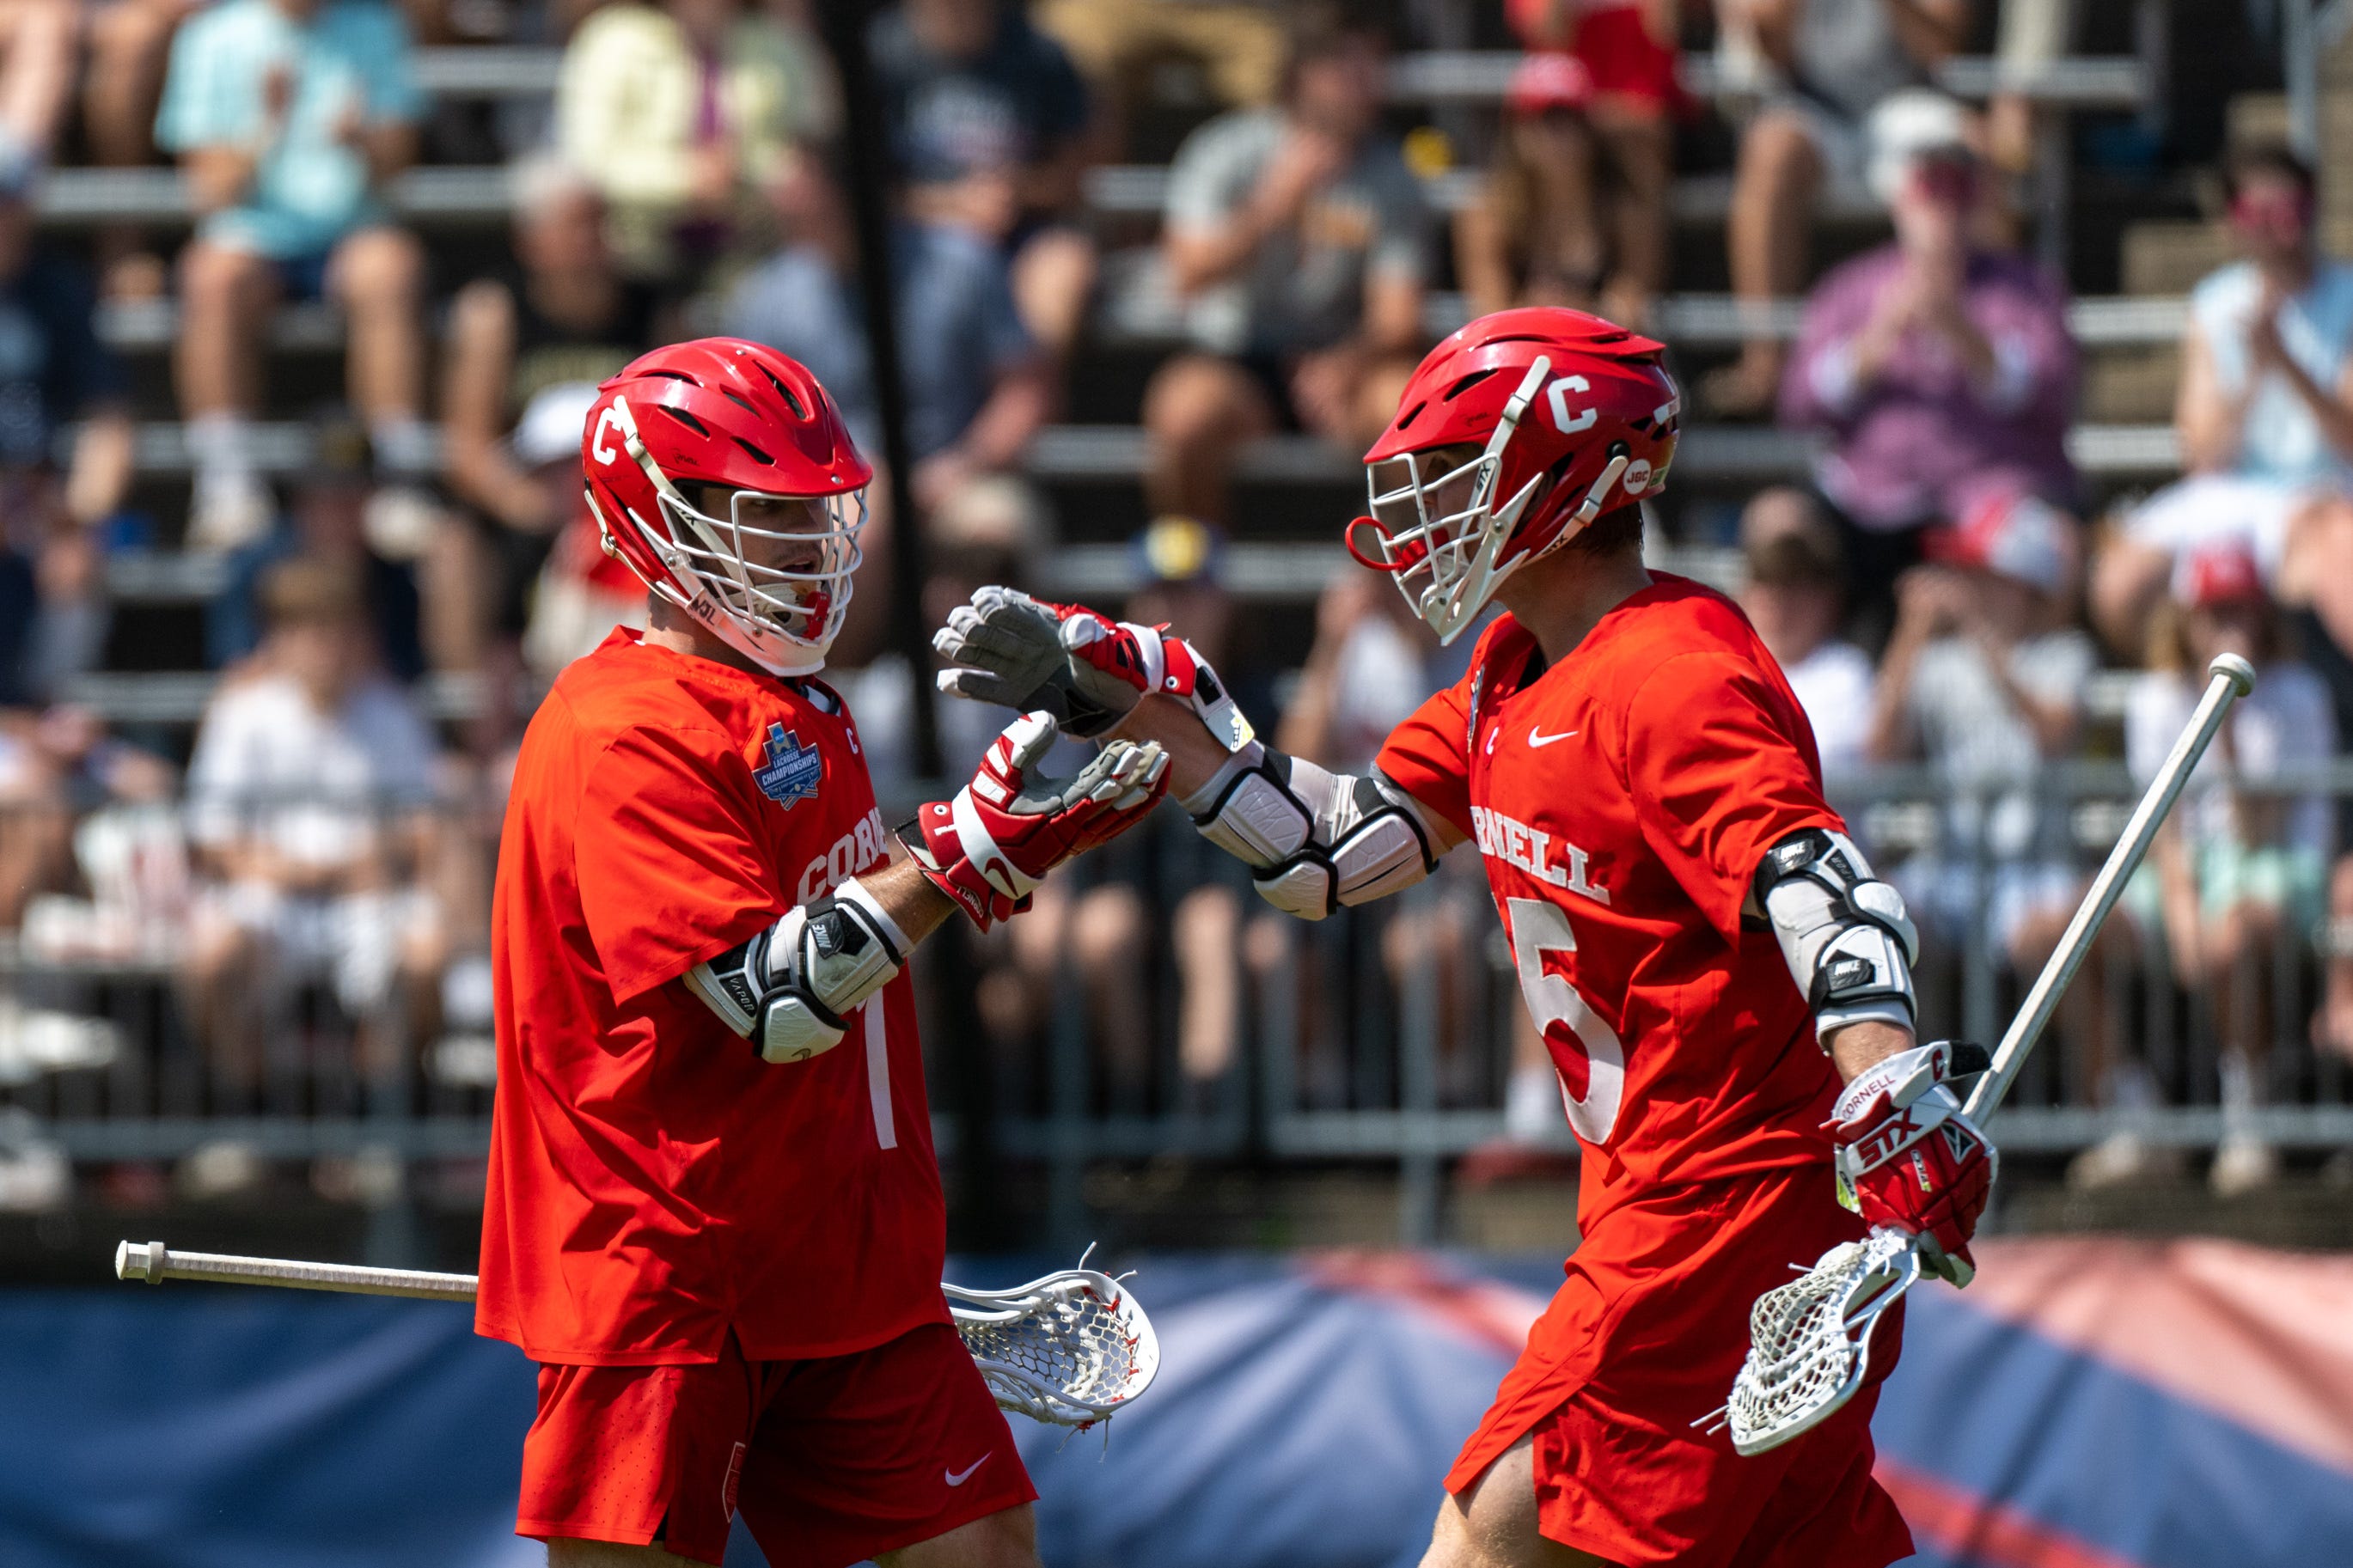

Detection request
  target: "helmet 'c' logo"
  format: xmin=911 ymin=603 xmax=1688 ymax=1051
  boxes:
xmin=1547 ymin=375 xmax=1596 ymax=436
xmin=591 ymin=406 xmax=626 ymax=465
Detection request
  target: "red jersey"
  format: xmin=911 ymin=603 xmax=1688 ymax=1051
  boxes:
xmin=1378 ymin=576 xmax=1849 ymax=1224
xmin=477 ymin=628 xmax=949 ymax=1367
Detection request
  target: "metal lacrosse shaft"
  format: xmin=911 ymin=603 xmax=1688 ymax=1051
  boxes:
xmin=1963 ymin=652 xmax=2256 ymax=1124
xmin=118 ymin=1240 xmax=480 ymax=1301
xmin=1714 ymin=654 xmax=2257 ymax=1459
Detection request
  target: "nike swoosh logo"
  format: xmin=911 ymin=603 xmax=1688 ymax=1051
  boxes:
xmin=945 ymin=1455 xmax=991 ymax=1487
xmin=1527 ymin=726 xmax=1578 ymax=748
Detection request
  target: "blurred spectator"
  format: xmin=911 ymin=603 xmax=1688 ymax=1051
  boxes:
xmin=1146 ymin=5 xmax=1427 ymax=529
xmin=0 ymin=0 xmax=76 ymax=167
xmin=1453 ymin=55 xmax=1607 ymax=325
xmin=2117 ymin=538 xmax=2334 ymax=1193
xmin=1756 ymin=92 xmax=2076 ymax=648
xmin=516 ymin=383 xmax=648 ymax=678
xmin=1172 ymin=561 xmax=1488 ymax=1116
xmin=2 ymin=705 xmax=180 ymax=955
xmin=555 ymin=0 xmax=834 ymax=285
xmin=1736 ymin=492 xmax=1874 ymax=778
xmin=0 ymin=146 xmax=136 ymax=710
xmin=1985 ymin=0 xmax=2074 ymax=178
xmin=87 ymin=0 xmax=194 ymax=172
xmin=1276 ymin=567 xmax=1433 ymax=775
xmin=157 ymin=0 xmax=434 ymax=552
xmin=1031 ymin=0 xmax=1283 ymax=162
xmin=1456 ymin=2 xmax=1678 ymax=326
xmin=180 ymin=558 xmax=445 ymax=1088
xmin=987 ymin=517 xmax=1274 ymax=1106
xmin=2096 ymin=147 xmax=2353 ymax=686
xmin=442 ymin=156 xmax=657 ymax=667
xmin=0 ymin=712 xmax=67 ymax=932
xmin=834 ymin=474 xmax=1059 ymax=798
xmin=1868 ymin=491 xmax=2117 ymax=1089
xmin=1703 ymin=1 xmax=1973 ymax=416
xmin=207 ymin=414 xmax=425 ymax=683
xmin=722 ymin=144 xmax=1051 ymax=637
xmin=871 ymin=0 xmax=1096 ymax=364
xmin=0 ymin=709 xmax=170 ymax=937
xmin=83 ymin=0 xmax=199 ymax=300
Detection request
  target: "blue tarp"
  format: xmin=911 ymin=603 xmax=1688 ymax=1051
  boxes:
xmin=4 ymin=1242 xmax=2349 ymax=1568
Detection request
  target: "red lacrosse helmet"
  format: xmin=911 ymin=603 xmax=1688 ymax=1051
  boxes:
xmin=583 ymin=338 xmax=873 ymax=674
xmin=1348 ymin=308 xmax=1681 ymax=643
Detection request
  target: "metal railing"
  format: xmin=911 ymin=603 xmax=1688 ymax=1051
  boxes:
xmin=6 ymin=758 xmax=2353 ymax=1252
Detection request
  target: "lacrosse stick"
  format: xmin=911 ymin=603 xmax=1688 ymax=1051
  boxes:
xmin=115 ymin=1239 xmax=1158 ymax=1430
xmin=1704 ymin=653 xmax=2256 ymax=1456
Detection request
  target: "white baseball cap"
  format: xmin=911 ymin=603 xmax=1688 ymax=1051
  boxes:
xmin=1867 ymin=90 xmax=1973 ymax=206
xmin=510 ymin=381 xmax=603 ymax=470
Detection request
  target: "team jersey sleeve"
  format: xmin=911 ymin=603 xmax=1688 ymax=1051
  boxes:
xmin=575 ymin=723 xmax=785 ymax=1004
xmin=1374 ymin=676 xmax=1476 ymax=842
xmin=1623 ymin=651 xmax=1845 ymax=944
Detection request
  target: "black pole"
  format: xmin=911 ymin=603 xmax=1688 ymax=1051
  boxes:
xmin=818 ymin=0 xmax=939 ymax=780
xmin=816 ymin=1 xmax=1007 ymax=1248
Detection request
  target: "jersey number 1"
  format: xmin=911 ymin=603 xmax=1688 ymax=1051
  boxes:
xmin=1504 ymin=898 xmax=1624 ymax=1144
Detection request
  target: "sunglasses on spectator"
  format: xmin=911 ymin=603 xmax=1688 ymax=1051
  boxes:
xmin=1907 ymin=155 xmax=1977 ymax=204
xmin=2230 ymin=189 xmax=2313 ymax=232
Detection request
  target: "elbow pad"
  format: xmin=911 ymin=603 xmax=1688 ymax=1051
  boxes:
xmin=1180 ymin=742 xmax=1439 ymax=918
xmin=1753 ymin=828 xmax=1919 ymax=1040
xmin=683 ymin=876 xmax=908 ymax=1064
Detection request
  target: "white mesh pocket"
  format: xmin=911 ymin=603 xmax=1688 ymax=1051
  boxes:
xmin=948 ymin=1268 xmax=1161 ymax=1429
xmin=1709 ymin=1229 xmax=1920 ymax=1456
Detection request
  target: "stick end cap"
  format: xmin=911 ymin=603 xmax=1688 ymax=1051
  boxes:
xmin=115 ymin=1240 xmax=163 ymax=1283
xmin=2209 ymin=653 xmax=2258 ymax=696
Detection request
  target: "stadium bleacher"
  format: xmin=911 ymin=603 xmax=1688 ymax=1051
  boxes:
xmin=14 ymin=12 xmax=2353 ymax=1568
xmin=7 ymin=0 xmax=2352 ymax=1267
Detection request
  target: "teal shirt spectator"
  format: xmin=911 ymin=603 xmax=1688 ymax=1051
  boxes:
xmin=2191 ymin=258 xmax=2353 ymax=491
xmin=156 ymin=0 xmax=423 ymax=261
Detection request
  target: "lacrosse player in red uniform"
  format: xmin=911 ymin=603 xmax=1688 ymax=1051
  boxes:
xmin=932 ymin=308 xmax=1994 ymax=1568
xmin=475 ymin=339 xmax=1169 ymax=1568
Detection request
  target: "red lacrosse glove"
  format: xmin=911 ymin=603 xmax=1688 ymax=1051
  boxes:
xmin=933 ymin=587 xmax=1254 ymax=747
xmin=901 ymin=711 xmax=1170 ymax=930
xmin=1828 ymin=1040 xmax=1997 ymax=1286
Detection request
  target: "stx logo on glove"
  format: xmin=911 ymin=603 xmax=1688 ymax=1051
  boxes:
xmin=1845 ymin=1104 xmax=1926 ymax=1170
xmin=1828 ymin=1041 xmax=1997 ymax=1286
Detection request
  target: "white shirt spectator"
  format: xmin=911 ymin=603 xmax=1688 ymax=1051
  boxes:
xmin=2126 ymin=660 xmax=2336 ymax=857
xmin=1782 ymin=638 xmax=1877 ymax=780
xmin=185 ymin=670 xmax=437 ymax=869
xmin=1904 ymin=628 xmax=2096 ymax=861
xmin=1324 ymin=614 xmax=1433 ymax=772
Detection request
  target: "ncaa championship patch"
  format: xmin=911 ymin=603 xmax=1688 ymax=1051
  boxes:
xmin=755 ymin=723 xmax=822 ymax=808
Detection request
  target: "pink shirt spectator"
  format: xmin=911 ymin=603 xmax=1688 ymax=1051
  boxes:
xmin=1780 ymin=246 xmax=2079 ymax=530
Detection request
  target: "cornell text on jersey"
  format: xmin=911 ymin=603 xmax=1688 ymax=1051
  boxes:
xmin=1469 ymin=806 xmax=1610 ymax=906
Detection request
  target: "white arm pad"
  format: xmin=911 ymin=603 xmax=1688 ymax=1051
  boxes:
xmin=683 ymin=876 xmax=908 ymax=1064
xmin=1753 ymin=828 xmax=1919 ymax=1039
xmin=1180 ymin=742 xmax=1440 ymax=919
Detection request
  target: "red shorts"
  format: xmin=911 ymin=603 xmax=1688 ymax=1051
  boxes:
xmin=1507 ymin=0 xmax=1684 ymax=112
xmin=517 ymin=1321 xmax=1037 ymax=1568
xmin=1448 ymin=1164 xmax=1915 ymax=1568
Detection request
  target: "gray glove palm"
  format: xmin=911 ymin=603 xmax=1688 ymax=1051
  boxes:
xmin=932 ymin=587 xmax=1148 ymax=738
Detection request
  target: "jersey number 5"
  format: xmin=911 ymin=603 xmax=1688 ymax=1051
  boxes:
xmin=1504 ymin=898 xmax=1624 ymax=1143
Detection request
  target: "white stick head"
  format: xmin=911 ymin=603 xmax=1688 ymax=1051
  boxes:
xmin=2208 ymin=652 xmax=2257 ymax=698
